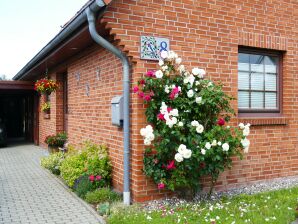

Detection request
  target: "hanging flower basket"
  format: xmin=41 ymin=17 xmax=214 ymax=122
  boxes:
xmin=40 ymin=102 xmax=51 ymax=113
xmin=34 ymin=78 xmax=58 ymax=95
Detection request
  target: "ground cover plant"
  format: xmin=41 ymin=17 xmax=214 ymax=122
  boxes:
xmin=134 ymin=51 xmax=250 ymax=194
xmin=108 ymin=187 xmax=298 ymax=224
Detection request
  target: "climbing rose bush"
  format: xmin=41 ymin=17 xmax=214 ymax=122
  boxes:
xmin=134 ymin=51 xmax=250 ymax=194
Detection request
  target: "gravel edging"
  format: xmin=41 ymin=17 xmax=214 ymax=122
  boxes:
xmin=144 ymin=175 xmax=298 ymax=211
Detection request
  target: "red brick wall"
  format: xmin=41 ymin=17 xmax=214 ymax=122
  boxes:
xmin=37 ymin=0 xmax=298 ymax=202
xmin=39 ymin=73 xmax=64 ymax=148
xmin=65 ymin=45 xmax=125 ymax=190
xmin=98 ymin=0 xmax=298 ymax=202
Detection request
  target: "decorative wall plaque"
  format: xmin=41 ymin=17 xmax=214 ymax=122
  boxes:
xmin=140 ymin=36 xmax=170 ymax=60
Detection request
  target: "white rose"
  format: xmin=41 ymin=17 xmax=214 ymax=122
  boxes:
xmin=155 ymin=70 xmax=163 ymax=79
xmin=191 ymin=120 xmax=199 ymax=127
xmin=183 ymin=77 xmax=189 ymax=84
xmin=161 ymin=65 xmax=168 ymax=72
xmin=188 ymin=75 xmax=195 ymax=86
xmin=241 ymin=138 xmax=250 ymax=153
xmin=175 ymin=58 xmax=182 ymax=64
xmin=195 ymin=97 xmax=202 ymax=104
xmin=196 ymin=124 xmax=204 ymax=134
xmin=164 ymin=85 xmax=170 ymax=93
xmin=166 ymin=120 xmax=174 ymax=128
xmin=195 ymin=81 xmax=200 ymax=86
xmin=239 ymin=123 xmax=245 ymax=129
xmin=201 ymin=148 xmax=206 ymax=155
xmin=178 ymin=121 xmax=183 ymax=127
xmin=147 ymin=133 xmax=155 ymax=141
xmin=171 ymin=117 xmax=178 ymax=125
xmin=140 ymin=128 xmax=147 ymax=136
xmin=217 ymin=141 xmax=222 ymax=146
xmin=205 ymin=142 xmax=211 ymax=150
xmin=170 ymin=109 xmax=179 ymax=117
xmin=182 ymin=149 xmax=192 ymax=159
xmin=145 ymin=125 xmax=153 ymax=132
xmin=158 ymin=60 xmax=164 ymax=66
xmin=178 ymin=65 xmax=185 ymax=73
xmin=160 ymin=50 xmax=168 ymax=59
xmin=175 ymin=153 xmax=184 ymax=162
xmin=197 ymin=69 xmax=206 ymax=78
xmin=178 ymin=144 xmax=187 ymax=154
xmin=144 ymin=139 xmax=151 ymax=145
xmin=211 ymin=140 xmax=217 ymax=146
xmin=222 ymin=143 xmax=229 ymax=151
xmin=187 ymin=89 xmax=194 ymax=98
xmin=243 ymin=127 xmax=250 ymax=136
xmin=192 ymin=67 xmax=200 ymax=76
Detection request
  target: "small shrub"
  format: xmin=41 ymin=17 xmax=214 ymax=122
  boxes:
xmin=60 ymin=141 xmax=112 ymax=188
xmin=85 ymin=188 xmax=121 ymax=204
xmin=73 ymin=174 xmax=99 ymax=198
xmin=60 ymin=152 xmax=86 ymax=187
xmin=40 ymin=152 xmax=64 ymax=175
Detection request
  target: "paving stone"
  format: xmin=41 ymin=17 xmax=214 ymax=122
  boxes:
xmin=0 ymin=144 xmax=103 ymax=224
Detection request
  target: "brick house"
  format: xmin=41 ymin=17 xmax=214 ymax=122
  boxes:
xmin=13 ymin=0 xmax=298 ymax=203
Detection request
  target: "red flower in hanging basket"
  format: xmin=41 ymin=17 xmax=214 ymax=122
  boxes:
xmin=34 ymin=78 xmax=58 ymax=94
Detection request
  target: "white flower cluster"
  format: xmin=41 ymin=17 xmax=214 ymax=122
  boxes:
xmin=164 ymin=84 xmax=181 ymax=94
xmin=160 ymin=102 xmax=179 ymax=128
xmin=175 ymin=144 xmax=192 ymax=162
xmin=191 ymin=120 xmax=204 ymax=134
xmin=239 ymin=123 xmax=251 ymax=153
xmin=140 ymin=125 xmax=155 ymax=146
xmin=200 ymin=140 xmax=228 ymax=155
xmin=192 ymin=67 xmax=206 ymax=78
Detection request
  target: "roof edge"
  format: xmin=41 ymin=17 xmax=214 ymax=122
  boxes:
xmin=13 ymin=0 xmax=109 ymax=80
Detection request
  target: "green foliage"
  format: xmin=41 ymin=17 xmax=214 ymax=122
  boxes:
xmin=73 ymin=174 xmax=99 ymax=198
xmin=60 ymin=152 xmax=86 ymax=187
xmin=97 ymin=202 xmax=110 ymax=216
xmin=85 ymin=188 xmax=121 ymax=204
xmin=108 ymin=187 xmax=298 ymax=224
xmin=60 ymin=142 xmax=112 ymax=188
xmin=40 ymin=152 xmax=64 ymax=175
xmin=134 ymin=51 xmax=250 ymax=193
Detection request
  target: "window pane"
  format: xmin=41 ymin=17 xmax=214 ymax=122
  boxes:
xmin=238 ymin=53 xmax=249 ymax=71
xmin=251 ymin=73 xmax=263 ymax=90
xmin=238 ymin=91 xmax=249 ymax=108
xmin=265 ymin=92 xmax=277 ymax=109
xmin=251 ymin=92 xmax=263 ymax=108
xmin=265 ymin=56 xmax=277 ymax=73
xmin=265 ymin=74 xmax=277 ymax=91
xmin=238 ymin=72 xmax=249 ymax=90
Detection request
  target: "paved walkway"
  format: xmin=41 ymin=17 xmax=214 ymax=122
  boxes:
xmin=0 ymin=144 xmax=103 ymax=224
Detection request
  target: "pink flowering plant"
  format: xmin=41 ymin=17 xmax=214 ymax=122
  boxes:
xmin=134 ymin=51 xmax=251 ymax=195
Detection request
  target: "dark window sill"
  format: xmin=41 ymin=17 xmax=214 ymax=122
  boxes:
xmin=237 ymin=116 xmax=288 ymax=126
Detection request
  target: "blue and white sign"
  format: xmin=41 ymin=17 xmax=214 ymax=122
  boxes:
xmin=140 ymin=36 xmax=170 ymax=60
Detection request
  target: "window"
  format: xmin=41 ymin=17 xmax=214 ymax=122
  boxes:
xmin=238 ymin=49 xmax=281 ymax=113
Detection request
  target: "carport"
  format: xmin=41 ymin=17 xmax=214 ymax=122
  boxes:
xmin=0 ymin=81 xmax=38 ymax=145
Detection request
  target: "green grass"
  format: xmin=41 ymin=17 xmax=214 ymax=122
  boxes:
xmin=108 ymin=187 xmax=298 ymax=224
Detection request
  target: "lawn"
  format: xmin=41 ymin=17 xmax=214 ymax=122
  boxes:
xmin=108 ymin=187 xmax=298 ymax=224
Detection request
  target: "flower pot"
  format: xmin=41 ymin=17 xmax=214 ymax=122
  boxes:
xmin=48 ymin=145 xmax=59 ymax=154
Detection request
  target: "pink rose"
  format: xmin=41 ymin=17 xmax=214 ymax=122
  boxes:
xmin=158 ymin=183 xmax=165 ymax=189
xmin=144 ymin=95 xmax=151 ymax=101
xmin=133 ymin=86 xmax=139 ymax=93
xmin=95 ymin=175 xmax=102 ymax=181
xmin=157 ymin=113 xmax=165 ymax=121
xmin=217 ymin=118 xmax=225 ymax=126
xmin=89 ymin=175 xmax=95 ymax=182
xmin=146 ymin=70 xmax=155 ymax=77
xmin=166 ymin=160 xmax=176 ymax=170
xmin=138 ymin=92 xmax=144 ymax=98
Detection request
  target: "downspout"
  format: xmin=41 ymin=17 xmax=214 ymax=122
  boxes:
xmin=86 ymin=7 xmax=131 ymax=205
